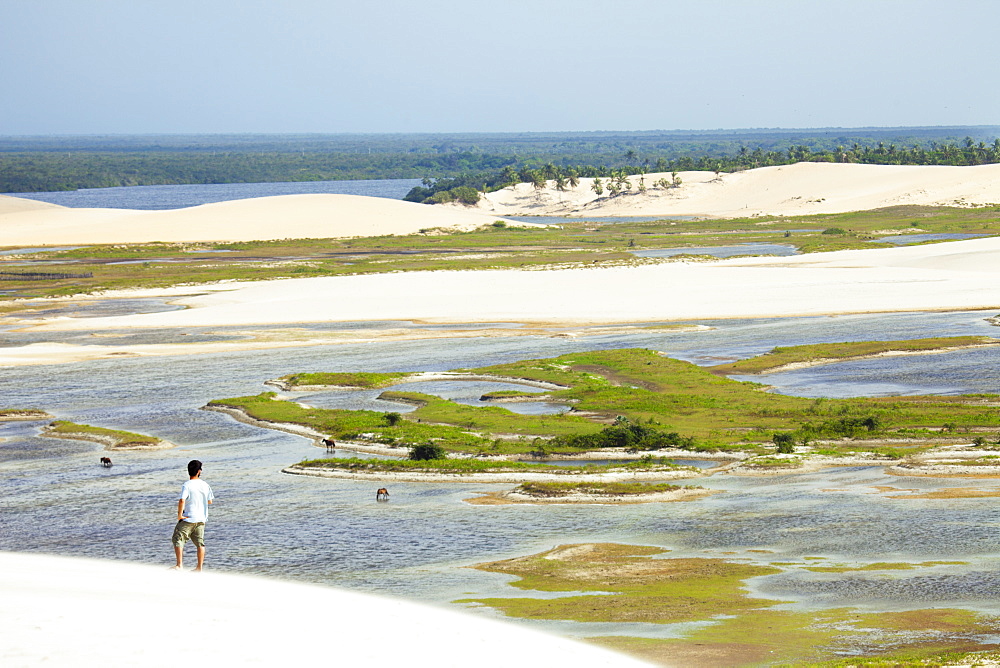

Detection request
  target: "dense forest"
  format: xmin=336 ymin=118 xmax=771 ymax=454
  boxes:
xmin=2 ymin=127 xmax=999 ymax=194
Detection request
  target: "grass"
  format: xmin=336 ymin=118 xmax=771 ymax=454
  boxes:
xmin=459 ymin=543 xmax=782 ymax=624
xmin=514 ymin=481 xmax=686 ymax=496
xmin=0 ymin=408 xmax=51 ymax=419
xmin=479 ymin=390 xmax=541 ymax=400
xmin=278 ymin=371 xmax=411 ymax=388
xmin=460 ymin=542 xmax=1000 ymax=667
xmin=210 ymin=348 xmax=1000 ymax=456
xmin=295 ymin=457 xmax=685 ymax=474
xmin=744 ymin=456 xmax=803 ymax=469
xmin=43 ymin=420 xmax=162 ymax=446
xmin=711 ymin=336 xmax=999 ymax=375
xmin=2 ymin=204 xmax=998 ymax=302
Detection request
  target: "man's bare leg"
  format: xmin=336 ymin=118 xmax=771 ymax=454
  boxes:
xmin=194 ymin=545 xmax=206 ymax=571
xmin=171 ymin=545 xmax=183 ymax=570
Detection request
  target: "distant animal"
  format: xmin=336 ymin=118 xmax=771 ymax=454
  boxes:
xmin=100 ymin=457 xmax=113 ymax=468
xmin=322 ymin=438 xmax=336 ymax=450
xmin=376 ymin=488 xmax=389 ymax=501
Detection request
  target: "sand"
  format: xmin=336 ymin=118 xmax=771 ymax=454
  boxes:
xmin=0 ymin=192 xmax=514 ymax=245
xmin=3 ymin=163 xmax=1000 ymax=366
xmin=11 ymin=235 xmax=1000 ymax=337
xmin=0 ymin=552 xmax=650 ymax=667
xmin=466 ymin=162 xmax=1000 ymax=218
xmin=5 ymin=163 xmax=1000 ymax=247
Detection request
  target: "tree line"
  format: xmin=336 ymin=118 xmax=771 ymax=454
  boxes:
xmin=3 ymin=128 xmax=998 ymax=194
xmin=405 ymin=137 xmax=1000 ymax=204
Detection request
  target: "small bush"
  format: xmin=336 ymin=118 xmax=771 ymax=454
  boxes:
xmin=773 ymin=432 xmax=796 ymax=454
xmin=409 ymin=442 xmax=447 ymax=461
xmin=384 ymin=412 xmax=403 ymax=426
xmin=822 ymin=227 xmax=847 ymax=235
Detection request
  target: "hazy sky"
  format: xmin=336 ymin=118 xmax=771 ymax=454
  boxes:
xmin=3 ymin=0 xmax=998 ymax=135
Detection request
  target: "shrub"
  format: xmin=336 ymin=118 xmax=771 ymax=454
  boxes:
xmin=450 ymin=186 xmax=481 ymax=205
xmin=384 ymin=412 xmax=402 ymax=426
xmin=551 ymin=421 xmax=695 ymax=451
xmin=772 ymin=432 xmax=796 ymax=454
xmin=409 ymin=442 xmax=447 ymax=460
xmin=822 ymin=227 xmax=847 ymax=235
xmin=491 ymin=220 xmax=507 ymax=228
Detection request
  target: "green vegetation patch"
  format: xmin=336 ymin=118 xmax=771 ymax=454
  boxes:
xmin=744 ymin=456 xmax=804 ymax=469
xmin=3 ymin=205 xmax=999 ymax=302
xmin=514 ymin=481 xmax=685 ymax=497
xmin=479 ymin=390 xmax=541 ymax=400
xmin=219 ymin=348 xmax=1000 ymax=459
xmin=209 ymin=392 xmax=495 ymax=452
xmin=712 ymin=336 xmax=998 ymax=375
xmin=43 ymin=420 xmax=162 ymax=447
xmin=296 ymin=457 xmax=685 ymax=475
xmin=461 ymin=543 xmax=781 ymax=624
xmin=591 ymin=608 xmax=1000 ymax=667
xmin=461 ymin=541 xmax=1000 ymax=667
xmin=279 ymin=371 xmax=411 ymax=388
xmin=935 ymin=456 xmax=1000 ymax=467
xmin=0 ymin=409 xmax=52 ymax=420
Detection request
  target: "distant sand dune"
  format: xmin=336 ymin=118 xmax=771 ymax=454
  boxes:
xmin=0 ymin=193 xmax=512 ymax=245
xmin=466 ymin=162 xmax=1000 ymax=218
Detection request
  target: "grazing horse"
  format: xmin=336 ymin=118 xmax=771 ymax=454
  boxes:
xmin=100 ymin=457 xmax=113 ymax=468
xmin=376 ymin=488 xmax=389 ymax=501
xmin=322 ymin=438 xmax=336 ymax=451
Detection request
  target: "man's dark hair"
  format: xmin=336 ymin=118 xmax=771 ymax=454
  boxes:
xmin=187 ymin=460 xmax=203 ymax=477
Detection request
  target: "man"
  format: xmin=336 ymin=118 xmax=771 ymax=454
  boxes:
xmin=171 ymin=459 xmax=214 ymax=571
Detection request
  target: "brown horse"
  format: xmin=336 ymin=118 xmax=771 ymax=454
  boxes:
xmin=100 ymin=457 xmax=113 ymax=468
xmin=376 ymin=488 xmax=389 ymax=501
xmin=322 ymin=438 xmax=336 ymax=450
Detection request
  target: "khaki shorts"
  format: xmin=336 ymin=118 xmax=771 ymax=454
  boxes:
xmin=172 ymin=520 xmax=205 ymax=548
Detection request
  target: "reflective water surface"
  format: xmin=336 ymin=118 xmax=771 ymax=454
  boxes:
xmin=2 ymin=309 xmax=1000 ymax=640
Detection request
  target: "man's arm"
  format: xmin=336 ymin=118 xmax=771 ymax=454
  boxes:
xmin=177 ymin=498 xmax=186 ymax=521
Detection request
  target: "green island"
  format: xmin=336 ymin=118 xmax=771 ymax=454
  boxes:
xmin=271 ymin=371 xmax=412 ymax=389
xmin=459 ymin=542 xmax=1000 ymax=667
xmin=515 ymin=481 xmax=689 ymax=496
xmin=204 ymin=347 xmax=1000 ymax=481
xmin=0 ymin=409 xmax=54 ymax=421
xmin=466 ymin=481 xmax=717 ymax=505
xmin=288 ymin=456 xmax=689 ymax=480
xmin=40 ymin=420 xmax=171 ymax=450
xmin=711 ymin=336 xmax=1000 ymax=375
xmin=479 ymin=390 xmax=544 ymax=401
xmin=2 ymin=204 xmax=999 ymax=303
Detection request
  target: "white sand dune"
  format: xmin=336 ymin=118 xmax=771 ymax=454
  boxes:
xmin=0 ymin=193 xmax=511 ymax=245
xmin=19 ymin=236 xmax=1000 ymax=335
xmin=468 ymin=162 xmax=1000 ymax=218
xmin=0 ymin=552 xmax=648 ymax=667
xmin=3 ymin=163 xmax=999 ymax=248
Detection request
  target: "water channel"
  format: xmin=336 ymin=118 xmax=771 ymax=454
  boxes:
xmin=3 ymin=308 xmax=1000 ymax=641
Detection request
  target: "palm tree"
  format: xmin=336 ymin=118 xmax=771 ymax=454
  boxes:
xmin=567 ymin=168 xmax=580 ymax=189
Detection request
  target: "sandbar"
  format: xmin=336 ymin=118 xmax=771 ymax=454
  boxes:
xmin=10 ymin=236 xmax=1000 ymax=337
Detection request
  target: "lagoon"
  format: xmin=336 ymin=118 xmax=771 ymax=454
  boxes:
xmin=2 ymin=309 xmax=1000 ymax=645
xmin=9 ymin=178 xmax=421 ymax=210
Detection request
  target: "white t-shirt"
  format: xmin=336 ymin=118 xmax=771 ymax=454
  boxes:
xmin=178 ymin=478 xmax=214 ymax=523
